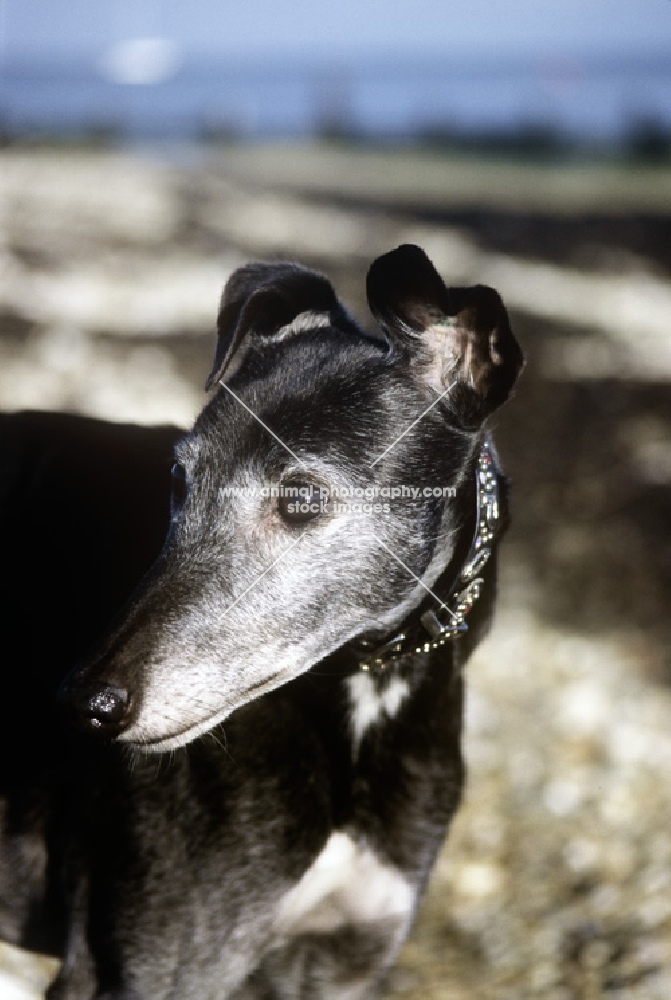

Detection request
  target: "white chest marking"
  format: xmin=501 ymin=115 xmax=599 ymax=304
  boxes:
xmin=346 ymin=673 xmax=410 ymax=754
xmin=274 ymin=832 xmax=414 ymax=938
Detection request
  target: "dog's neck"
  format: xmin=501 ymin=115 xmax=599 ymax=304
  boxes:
xmin=352 ymin=437 xmax=504 ymax=672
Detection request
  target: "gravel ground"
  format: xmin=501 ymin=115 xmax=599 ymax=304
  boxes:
xmin=0 ymin=147 xmax=669 ymax=999
xmin=389 ymin=607 xmax=671 ymax=1000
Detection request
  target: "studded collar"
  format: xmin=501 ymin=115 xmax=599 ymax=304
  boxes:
xmin=355 ymin=437 xmax=504 ymax=672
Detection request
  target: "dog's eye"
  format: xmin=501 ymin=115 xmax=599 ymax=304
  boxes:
xmin=278 ymin=483 xmax=327 ymax=524
xmin=171 ymin=462 xmax=187 ymax=507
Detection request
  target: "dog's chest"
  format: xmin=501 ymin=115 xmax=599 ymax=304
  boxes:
xmin=274 ymin=831 xmax=414 ymax=939
xmin=346 ymin=671 xmax=410 ymax=754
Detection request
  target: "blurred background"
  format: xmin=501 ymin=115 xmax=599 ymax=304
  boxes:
xmin=1 ymin=2 xmax=671 ymax=998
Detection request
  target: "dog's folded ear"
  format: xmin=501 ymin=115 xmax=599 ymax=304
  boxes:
xmin=206 ymin=263 xmax=340 ymax=388
xmin=367 ymin=244 xmax=524 ymax=427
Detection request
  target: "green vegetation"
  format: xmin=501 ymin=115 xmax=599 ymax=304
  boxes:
xmin=211 ymin=140 xmax=671 ymax=213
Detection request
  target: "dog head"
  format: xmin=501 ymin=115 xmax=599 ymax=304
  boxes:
xmin=61 ymin=245 xmax=523 ymax=750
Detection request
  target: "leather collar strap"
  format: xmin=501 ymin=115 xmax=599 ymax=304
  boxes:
xmin=356 ymin=437 xmax=502 ymax=672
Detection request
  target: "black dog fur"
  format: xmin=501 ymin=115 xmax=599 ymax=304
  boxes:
xmin=0 ymin=245 xmax=522 ymax=999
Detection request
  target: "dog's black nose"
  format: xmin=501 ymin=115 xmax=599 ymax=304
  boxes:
xmin=65 ymin=682 xmax=133 ymax=737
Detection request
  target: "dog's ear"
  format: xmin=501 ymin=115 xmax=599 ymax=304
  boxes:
xmin=206 ymin=263 xmax=340 ymax=388
xmin=367 ymin=244 xmax=524 ymax=426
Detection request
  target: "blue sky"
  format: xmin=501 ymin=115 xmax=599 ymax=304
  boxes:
xmin=4 ymin=0 xmax=671 ymax=60
xmin=1 ymin=1 xmax=669 ymax=139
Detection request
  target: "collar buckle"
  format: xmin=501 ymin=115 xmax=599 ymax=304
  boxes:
xmin=420 ymin=572 xmax=484 ymax=639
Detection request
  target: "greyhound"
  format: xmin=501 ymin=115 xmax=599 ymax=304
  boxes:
xmin=0 ymin=244 xmax=523 ymax=999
